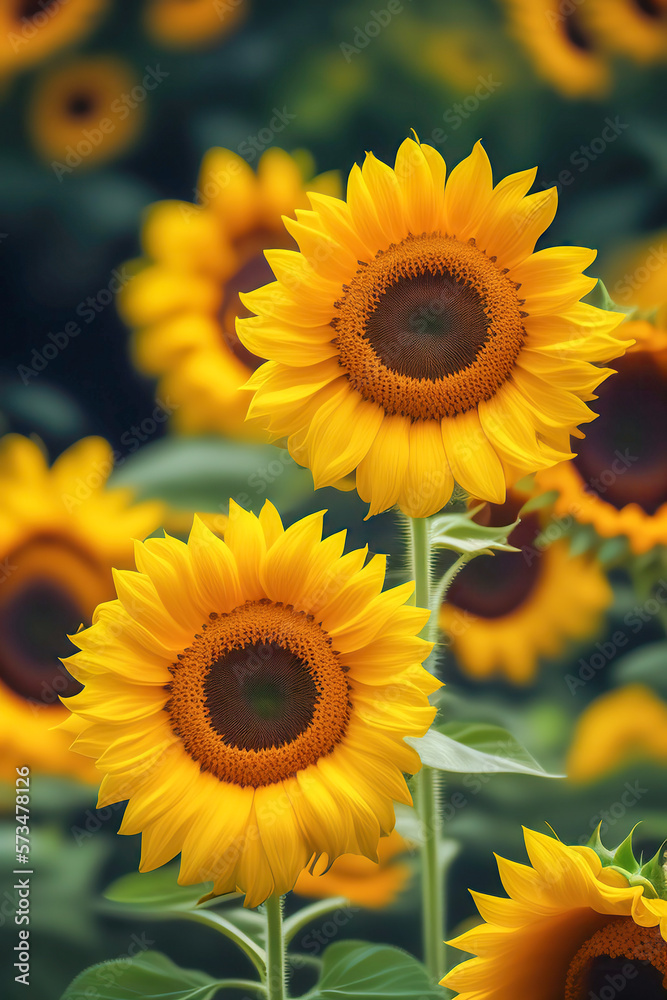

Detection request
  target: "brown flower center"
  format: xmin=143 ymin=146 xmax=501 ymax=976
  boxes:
xmin=0 ymin=534 xmax=109 ymax=704
xmin=16 ymin=0 xmax=59 ymax=21
xmin=572 ymin=352 xmax=667 ymax=514
xmin=166 ymin=600 xmax=351 ymax=787
xmin=219 ymin=228 xmax=294 ymax=372
xmin=565 ymin=919 xmax=667 ymax=999
xmin=332 ymin=233 xmax=526 ymax=420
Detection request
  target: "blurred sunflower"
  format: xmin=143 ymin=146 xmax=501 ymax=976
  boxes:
xmin=144 ymin=0 xmax=246 ymax=49
xmin=61 ymin=502 xmax=438 ymax=907
xmin=567 ymin=685 xmax=667 ymax=782
xmin=0 ymin=435 xmax=161 ymax=783
xmin=443 ymin=827 xmax=667 ymax=999
xmin=0 ymin=0 xmax=107 ymax=78
xmin=537 ymin=321 xmax=667 ymax=553
xmin=502 ymin=0 xmax=609 ymax=97
xmin=586 ymin=0 xmax=667 ymax=63
xmin=238 ymin=137 xmax=630 ymax=519
xmin=440 ymin=494 xmax=612 ymax=684
xmin=28 ymin=56 xmax=144 ymax=171
xmin=119 ymin=148 xmax=340 ymax=439
xmin=294 ymin=829 xmax=411 ymax=908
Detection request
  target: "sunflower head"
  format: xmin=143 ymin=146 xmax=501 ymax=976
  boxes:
xmin=443 ymin=825 xmax=667 ymax=999
xmin=119 ymin=147 xmax=340 ymax=439
xmin=0 ymin=0 xmax=108 ymax=76
xmin=238 ymin=136 xmax=631 ymax=519
xmin=0 ymin=434 xmax=162 ymax=783
xmin=61 ymin=502 xmax=438 ymax=906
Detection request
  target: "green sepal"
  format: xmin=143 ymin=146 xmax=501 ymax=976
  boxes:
xmin=583 ymin=278 xmax=636 ymax=317
xmin=585 ymin=823 xmax=667 ymax=899
xmin=429 ymin=506 xmax=520 ymax=556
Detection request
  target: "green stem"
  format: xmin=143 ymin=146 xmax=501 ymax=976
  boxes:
xmin=409 ymin=516 xmax=445 ymax=982
xmin=283 ymin=896 xmax=349 ymax=947
xmin=265 ymin=894 xmax=287 ymax=1000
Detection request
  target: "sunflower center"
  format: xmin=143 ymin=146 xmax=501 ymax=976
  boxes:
xmin=562 ymin=12 xmax=596 ymax=52
xmin=565 ymin=920 xmax=667 ymax=1000
xmin=66 ymin=92 xmax=96 ymax=119
xmin=218 ymin=228 xmax=294 ymax=372
xmin=572 ymin=353 xmax=667 ymax=514
xmin=17 ymin=0 xmax=59 ymax=20
xmin=634 ymin=0 xmax=667 ymax=20
xmin=445 ymin=503 xmax=543 ymax=619
xmin=166 ymin=600 xmax=351 ymax=787
xmin=333 ymin=233 xmax=526 ymax=420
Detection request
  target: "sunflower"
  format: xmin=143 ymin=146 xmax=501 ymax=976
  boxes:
xmin=293 ymin=828 xmax=411 ymax=908
xmin=238 ymin=137 xmax=630 ymax=519
xmin=443 ymin=827 xmax=667 ymax=999
xmin=567 ymin=685 xmax=667 ymax=782
xmin=28 ymin=56 xmax=145 ymax=172
xmin=144 ymin=0 xmax=246 ymax=49
xmin=0 ymin=0 xmax=107 ymax=78
xmin=0 ymin=435 xmax=161 ymax=784
xmin=585 ymin=0 xmax=667 ymax=63
xmin=502 ymin=0 xmax=609 ymax=98
xmin=119 ymin=148 xmax=340 ymax=439
xmin=440 ymin=494 xmax=612 ymax=685
xmin=536 ymin=320 xmax=667 ymax=553
xmin=61 ymin=502 xmax=438 ymax=907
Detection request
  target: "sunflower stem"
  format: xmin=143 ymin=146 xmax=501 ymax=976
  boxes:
xmin=409 ymin=516 xmax=445 ymax=983
xmin=265 ymin=893 xmax=287 ymax=1000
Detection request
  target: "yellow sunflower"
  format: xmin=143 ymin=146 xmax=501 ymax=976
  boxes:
xmin=440 ymin=494 xmax=612 ymax=685
xmin=502 ymin=0 xmax=610 ymax=98
xmin=443 ymin=827 xmax=667 ymax=999
xmin=0 ymin=435 xmax=161 ymax=784
xmin=293 ymin=828 xmax=411 ymax=909
xmin=28 ymin=56 xmax=145 ymax=173
xmin=567 ymin=685 xmax=667 ymax=782
xmin=144 ymin=0 xmax=246 ymax=49
xmin=119 ymin=148 xmax=340 ymax=439
xmin=536 ymin=320 xmax=667 ymax=553
xmin=238 ymin=137 xmax=630 ymax=519
xmin=586 ymin=0 xmax=667 ymax=63
xmin=0 ymin=0 xmax=107 ymax=78
xmin=61 ymin=502 xmax=438 ymax=907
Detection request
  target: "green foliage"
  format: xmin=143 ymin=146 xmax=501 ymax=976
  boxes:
xmin=611 ymin=641 xmax=667 ymax=695
xmin=61 ymin=951 xmax=222 ymax=1000
xmin=407 ymin=723 xmax=562 ymax=778
xmin=104 ymin=862 xmax=217 ymax=910
xmin=308 ymin=940 xmax=445 ymax=1000
xmin=429 ymin=508 xmax=519 ymax=556
xmin=110 ymin=436 xmax=313 ymax=513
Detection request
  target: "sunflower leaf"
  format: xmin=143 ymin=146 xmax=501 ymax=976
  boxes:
xmin=104 ymin=863 xmax=215 ymax=910
xmin=110 ymin=436 xmax=313 ymax=514
xmin=308 ymin=940 xmax=444 ymax=999
xmin=60 ymin=951 xmax=223 ymax=1000
xmin=429 ymin=509 xmax=520 ymax=555
xmin=406 ymin=723 xmax=563 ymax=778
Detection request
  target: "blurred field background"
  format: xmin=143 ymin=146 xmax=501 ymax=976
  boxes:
xmin=1 ymin=1 xmax=666 ymax=997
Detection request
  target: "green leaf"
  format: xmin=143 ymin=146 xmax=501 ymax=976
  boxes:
xmin=430 ymin=508 xmax=520 ymax=555
xmin=110 ymin=436 xmax=312 ymax=513
xmin=61 ymin=951 xmax=221 ymax=1000
xmin=310 ymin=941 xmax=445 ymax=1000
xmin=611 ymin=641 xmax=667 ymax=695
xmin=406 ymin=723 xmax=563 ymax=778
xmin=104 ymin=863 xmax=215 ymax=910
xmin=518 ymin=490 xmax=558 ymax=515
